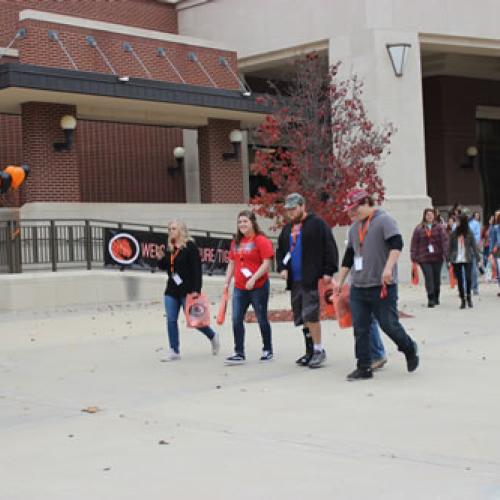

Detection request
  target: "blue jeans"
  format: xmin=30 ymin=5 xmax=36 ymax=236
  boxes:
xmin=164 ymin=295 xmax=216 ymax=354
xmin=369 ymin=318 xmax=386 ymax=360
xmin=232 ymin=280 xmax=272 ymax=356
xmin=350 ymin=285 xmax=415 ymax=370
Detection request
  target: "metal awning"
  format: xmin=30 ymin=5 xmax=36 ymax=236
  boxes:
xmin=0 ymin=63 xmax=268 ymax=127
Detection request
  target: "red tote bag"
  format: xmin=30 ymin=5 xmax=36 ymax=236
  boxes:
xmin=185 ymin=292 xmax=211 ymax=328
xmin=411 ymin=263 xmax=419 ymax=286
xmin=332 ymin=284 xmax=352 ymax=329
xmin=216 ymin=289 xmax=229 ymax=325
xmin=318 ymin=278 xmax=337 ymax=320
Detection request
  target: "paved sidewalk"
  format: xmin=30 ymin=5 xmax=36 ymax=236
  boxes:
xmin=1 ymin=281 xmax=499 ymax=500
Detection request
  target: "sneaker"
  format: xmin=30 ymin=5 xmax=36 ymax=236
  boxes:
xmin=405 ymin=341 xmax=419 ymax=372
xmin=260 ymin=351 xmax=273 ymax=362
xmin=347 ymin=368 xmax=373 ymax=381
xmin=224 ymin=353 xmax=246 ymax=365
xmin=161 ymin=350 xmax=181 ymax=362
xmin=210 ymin=333 xmax=220 ymax=356
xmin=371 ymin=357 xmax=387 ymax=371
xmin=308 ymin=349 xmax=326 ymax=369
xmin=296 ymin=352 xmax=313 ymax=366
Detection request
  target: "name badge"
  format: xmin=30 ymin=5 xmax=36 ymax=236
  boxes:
xmin=282 ymin=252 xmax=291 ymax=265
xmin=354 ymin=256 xmax=363 ymax=271
xmin=172 ymin=273 xmax=183 ymax=285
xmin=241 ymin=268 xmax=253 ymax=278
xmin=428 ymin=244 xmax=434 ymax=253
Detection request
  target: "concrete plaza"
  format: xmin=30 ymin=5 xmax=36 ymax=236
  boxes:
xmin=1 ymin=276 xmax=499 ymax=500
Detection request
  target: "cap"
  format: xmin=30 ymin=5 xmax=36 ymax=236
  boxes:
xmin=344 ymin=188 xmax=370 ymax=211
xmin=284 ymin=192 xmax=305 ymax=209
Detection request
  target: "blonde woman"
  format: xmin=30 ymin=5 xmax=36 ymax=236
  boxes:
xmin=157 ymin=220 xmax=219 ymax=360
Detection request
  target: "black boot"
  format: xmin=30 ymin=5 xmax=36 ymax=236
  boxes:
xmin=427 ymin=294 xmax=435 ymax=308
xmin=296 ymin=328 xmax=313 ymax=366
xmin=467 ymin=295 xmax=473 ymax=308
xmin=434 ymin=289 xmax=440 ymax=305
xmin=460 ymin=297 xmax=466 ymax=309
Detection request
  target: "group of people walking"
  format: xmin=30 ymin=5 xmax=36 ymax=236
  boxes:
xmin=410 ymin=205 xmax=500 ymax=309
xmin=157 ymin=189 xmax=421 ymax=382
xmin=154 ymin=191 xmax=500 ymax=382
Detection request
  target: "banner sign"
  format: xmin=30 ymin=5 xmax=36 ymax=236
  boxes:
xmin=104 ymin=228 xmax=232 ymax=275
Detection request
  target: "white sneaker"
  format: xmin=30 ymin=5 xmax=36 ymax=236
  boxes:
xmin=162 ymin=350 xmax=181 ymax=362
xmin=210 ymin=333 xmax=220 ymax=356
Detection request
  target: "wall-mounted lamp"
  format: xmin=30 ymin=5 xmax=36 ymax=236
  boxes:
xmin=386 ymin=43 xmax=411 ymax=77
xmin=168 ymin=146 xmax=185 ymax=174
xmin=53 ymin=115 xmax=77 ymax=152
xmin=222 ymin=129 xmax=243 ymax=160
xmin=462 ymin=146 xmax=478 ymax=168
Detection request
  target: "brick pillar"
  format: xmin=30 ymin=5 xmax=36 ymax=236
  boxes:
xmin=21 ymin=103 xmax=80 ymax=203
xmin=198 ymin=119 xmax=244 ymax=203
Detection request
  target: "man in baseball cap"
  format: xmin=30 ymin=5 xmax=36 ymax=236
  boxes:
xmin=343 ymin=188 xmax=371 ymax=212
xmin=277 ymin=192 xmax=338 ymax=368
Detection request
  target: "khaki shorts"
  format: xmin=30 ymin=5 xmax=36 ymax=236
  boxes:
xmin=291 ymin=281 xmax=320 ymax=326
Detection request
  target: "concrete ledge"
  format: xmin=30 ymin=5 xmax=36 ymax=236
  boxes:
xmin=0 ymin=270 xmax=284 ymax=313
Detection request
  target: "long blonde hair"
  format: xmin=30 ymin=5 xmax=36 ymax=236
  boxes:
xmin=167 ymin=220 xmax=193 ymax=251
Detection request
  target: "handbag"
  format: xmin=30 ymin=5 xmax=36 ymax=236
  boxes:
xmin=216 ymin=288 xmax=229 ymax=325
xmin=411 ymin=262 xmax=419 ymax=286
xmin=185 ymin=292 xmax=210 ymax=328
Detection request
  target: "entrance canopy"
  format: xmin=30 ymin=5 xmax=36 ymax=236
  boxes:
xmin=0 ymin=63 xmax=267 ymax=127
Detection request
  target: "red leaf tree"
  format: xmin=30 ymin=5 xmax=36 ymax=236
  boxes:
xmin=250 ymin=53 xmax=394 ymax=228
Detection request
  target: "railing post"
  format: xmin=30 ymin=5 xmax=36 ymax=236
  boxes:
xmin=85 ymin=220 xmax=92 ymax=270
xmin=7 ymin=220 xmax=22 ymax=273
xmin=49 ymin=220 xmax=57 ymax=272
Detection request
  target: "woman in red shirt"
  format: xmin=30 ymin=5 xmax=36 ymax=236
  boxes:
xmin=223 ymin=210 xmax=274 ymax=364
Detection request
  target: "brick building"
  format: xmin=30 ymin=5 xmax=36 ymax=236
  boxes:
xmin=0 ymin=0 xmax=265 ymax=208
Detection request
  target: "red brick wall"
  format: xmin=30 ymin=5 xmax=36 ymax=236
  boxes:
xmin=21 ymin=102 xmax=81 ymax=203
xmin=78 ymin=120 xmax=185 ymax=203
xmin=0 ymin=111 xmax=185 ymax=205
xmin=0 ymin=114 xmax=23 ymax=207
xmin=198 ymin=119 xmax=244 ymax=203
xmin=16 ymin=19 xmax=239 ymax=89
xmin=0 ymin=0 xmax=177 ymax=45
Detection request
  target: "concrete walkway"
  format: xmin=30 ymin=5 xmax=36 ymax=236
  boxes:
xmin=1 ymin=280 xmax=499 ymax=499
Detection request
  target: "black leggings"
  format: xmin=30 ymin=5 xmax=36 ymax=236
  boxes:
xmin=452 ymin=263 xmax=472 ymax=299
xmin=420 ymin=262 xmax=443 ymax=301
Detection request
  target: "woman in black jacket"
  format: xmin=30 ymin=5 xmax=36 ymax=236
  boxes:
xmin=448 ymin=214 xmax=481 ymax=309
xmin=157 ymin=220 xmax=219 ymax=361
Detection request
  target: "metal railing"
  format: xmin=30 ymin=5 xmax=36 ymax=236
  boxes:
xmin=0 ymin=218 xmax=237 ymax=274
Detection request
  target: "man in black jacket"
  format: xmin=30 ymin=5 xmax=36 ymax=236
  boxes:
xmin=276 ymin=193 xmax=339 ymax=368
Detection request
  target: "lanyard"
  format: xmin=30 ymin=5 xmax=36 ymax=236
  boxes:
xmin=289 ymin=223 xmax=302 ymax=254
xmin=170 ymin=247 xmax=180 ymax=273
xmin=357 ymin=213 xmax=373 ymax=252
xmin=425 ymin=226 xmax=432 ymax=240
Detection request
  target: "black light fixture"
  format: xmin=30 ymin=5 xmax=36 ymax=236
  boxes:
xmin=462 ymin=146 xmax=478 ymax=168
xmin=168 ymin=146 xmax=185 ymax=174
xmin=53 ymin=115 xmax=77 ymax=152
xmin=386 ymin=43 xmax=411 ymax=77
xmin=222 ymin=129 xmax=243 ymax=160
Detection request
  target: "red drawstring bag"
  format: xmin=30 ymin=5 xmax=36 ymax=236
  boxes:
xmin=185 ymin=292 xmax=211 ymax=328
xmin=216 ymin=289 xmax=229 ymax=325
xmin=318 ymin=278 xmax=337 ymax=320
xmin=492 ymin=258 xmax=498 ymax=281
xmin=332 ymin=283 xmax=352 ymax=329
xmin=448 ymin=264 xmax=457 ymax=289
xmin=411 ymin=263 xmax=419 ymax=285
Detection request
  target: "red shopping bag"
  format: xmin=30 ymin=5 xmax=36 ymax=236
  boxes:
xmin=492 ymin=258 xmax=498 ymax=281
xmin=411 ymin=263 xmax=419 ymax=285
xmin=185 ymin=292 xmax=211 ymax=328
xmin=318 ymin=278 xmax=337 ymax=320
xmin=448 ymin=264 xmax=457 ymax=289
xmin=332 ymin=283 xmax=352 ymax=329
xmin=216 ymin=288 xmax=229 ymax=325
